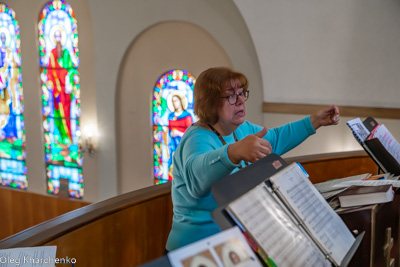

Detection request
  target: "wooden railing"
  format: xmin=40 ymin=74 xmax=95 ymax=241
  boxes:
xmin=0 ymin=182 xmax=173 ymax=266
xmin=0 ymin=187 xmax=90 ymax=240
xmin=0 ymin=151 xmax=378 ymax=266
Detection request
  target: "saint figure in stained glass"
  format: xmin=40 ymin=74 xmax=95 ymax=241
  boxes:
xmin=0 ymin=3 xmax=27 ymax=189
xmin=153 ymin=70 xmax=196 ymax=184
xmin=39 ymin=0 xmax=83 ymax=198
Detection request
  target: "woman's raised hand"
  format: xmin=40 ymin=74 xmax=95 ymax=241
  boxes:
xmin=310 ymin=104 xmax=340 ymax=130
xmin=228 ymin=127 xmax=272 ymax=164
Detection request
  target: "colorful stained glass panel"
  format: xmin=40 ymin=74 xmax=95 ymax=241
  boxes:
xmin=39 ymin=0 xmax=83 ymax=198
xmin=0 ymin=3 xmax=27 ymax=189
xmin=153 ymin=69 xmax=196 ymax=184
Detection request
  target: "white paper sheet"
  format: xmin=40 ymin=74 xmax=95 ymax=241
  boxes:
xmin=369 ymin=124 xmax=400 ymax=164
xmin=313 ymin=173 xmax=371 ymax=194
xmin=0 ymin=246 xmax=58 ymax=267
xmin=269 ymin=163 xmax=355 ymax=266
xmin=346 ymin=118 xmax=370 ymax=143
xmin=333 ymin=179 xmax=400 ymax=188
xmin=228 ymin=184 xmax=331 ymax=267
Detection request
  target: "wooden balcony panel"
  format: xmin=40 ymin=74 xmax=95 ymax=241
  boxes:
xmin=0 ymin=187 xmax=90 ymax=240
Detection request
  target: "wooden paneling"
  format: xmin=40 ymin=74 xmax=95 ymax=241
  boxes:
xmin=263 ymin=102 xmax=400 ymax=119
xmin=0 ymin=182 xmax=173 ymax=267
xmin=45 ymin=195 xmax=172 ymax=266
xmin=0 ymin=187 xmax=90 ymax=240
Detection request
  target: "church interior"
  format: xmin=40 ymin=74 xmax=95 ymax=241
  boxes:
xmin=1 ymin=0 xmax=400 ymax=266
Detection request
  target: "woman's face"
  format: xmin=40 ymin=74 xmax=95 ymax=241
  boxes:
xmin=215 ymin=79 xmax=246 ymax=133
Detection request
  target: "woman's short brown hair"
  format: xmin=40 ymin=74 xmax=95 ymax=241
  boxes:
xmin=194 ymin=67 xmax=248 ymax=125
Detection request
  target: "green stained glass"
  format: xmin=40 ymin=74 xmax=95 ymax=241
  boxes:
xmin=0 ymin=3 xmax=27 ymax=190
xmin=39 ymin=0 xmax=83 ymax=199
xmin=152 ymin=70 xmax=197 ymax=183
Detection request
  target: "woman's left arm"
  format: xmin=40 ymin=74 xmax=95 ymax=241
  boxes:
xmin=261 ymin=105 xmax=340 ymax=155
xmin=310 ymin=104 xmax=340 ymax=130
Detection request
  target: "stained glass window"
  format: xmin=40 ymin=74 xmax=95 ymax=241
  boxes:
xmin=0 ymin=3 xmax=27 ymax=189
xmin=39 ymin=0 xmax=83 ymax=198
xmin=153 ymin=69 xmax=196 ymax=184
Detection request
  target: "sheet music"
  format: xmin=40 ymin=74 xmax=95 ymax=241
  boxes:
xmin=369 ymin=124 xmax=400 ymax=164
xmin=0 ymin=246 xmax=57 ymax=267
xmin=321 ymin=188 xmax=348 ymax=200
xmin=228 ymin=184 xmax=331 ymax=267
xmin=314 ymin=173 xmax=371 ymax=200
xmin=269 ymin=163 xmax=355 ymax=266
xmin=313 ymin=173 xmax=371 ymax=194
xmin=332 ymin=178 xmax=400 ymax=188
xmin=168 ymin=226 xmax=262 ymax=267
xmin=346 ymin=118 xmax=370 ymax=143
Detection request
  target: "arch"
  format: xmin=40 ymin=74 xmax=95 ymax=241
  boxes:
xmin=0 ymin=3 xmax=27 ymax=189
xmin=39 ymin=0 xmax=83 ymax=199
xmin=116 ymin=21 xmax=232 ymax=194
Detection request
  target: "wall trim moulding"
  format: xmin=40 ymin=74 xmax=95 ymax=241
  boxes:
xmin=262 ymin=102 xmax=400 ymax=120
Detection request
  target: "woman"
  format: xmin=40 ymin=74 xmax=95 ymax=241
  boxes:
xmin=165 ymin=67 xmax=339 ymax=251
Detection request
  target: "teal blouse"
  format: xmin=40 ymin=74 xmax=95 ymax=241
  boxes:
xmin=166 ymin=117 xmax=315 ymax=251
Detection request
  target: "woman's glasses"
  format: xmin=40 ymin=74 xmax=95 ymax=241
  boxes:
xmin=220 ymin=91 xmax=249 ymax=105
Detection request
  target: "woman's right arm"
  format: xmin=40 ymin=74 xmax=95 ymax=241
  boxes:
xmin=179 ymin=134 xmax=239 ymax=199
xmin=227 ymin=127 xmax=271 ymax=164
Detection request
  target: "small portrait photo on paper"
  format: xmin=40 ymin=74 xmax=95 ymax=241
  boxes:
xmin=180 ymin=249 xmax=218 ymax=267
xmin=213 ymin=237 xmax=257 ymax=267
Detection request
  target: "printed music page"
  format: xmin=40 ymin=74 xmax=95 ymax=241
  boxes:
xmin=369 ymin=124 xmax=400 ymax=164
xmin=346 ymin=118 xmax=370 ymax=143
xmin=227 ymin=184 xmax=331 ymax=267
xmin=269 ymin=163 xmax=355 ymax=266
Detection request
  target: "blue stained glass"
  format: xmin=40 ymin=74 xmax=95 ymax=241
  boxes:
xmin=39 ymin=0 xmax=83 ymax=199
xmin=0 ymin=3 xmax=27 ymax=190
xmin=152 ymin=70 xmax=197 ymax=184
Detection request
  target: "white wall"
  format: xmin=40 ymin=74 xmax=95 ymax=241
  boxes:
xmin=234 ymin=0 xmax=400 ymax=108
xmin=235 ymin=0 xmax=400 ymax=157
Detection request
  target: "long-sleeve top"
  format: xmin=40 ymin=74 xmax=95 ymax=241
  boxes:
xmin=166 ymin=117 xmax=316 ymax=251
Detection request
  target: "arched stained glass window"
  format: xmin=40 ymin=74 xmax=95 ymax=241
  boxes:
xmin=153 ymin=69 xmax=196 ymax=184
xmin=0 ymin=3 xmax=27 ymax=189
xmin=39 ymin=0 xmax=83 ymax=199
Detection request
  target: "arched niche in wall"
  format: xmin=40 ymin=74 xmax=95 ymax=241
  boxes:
xmin=116 ymin=21 xmax=232 ymax=194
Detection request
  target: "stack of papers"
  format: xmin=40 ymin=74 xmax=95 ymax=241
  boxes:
xmin=314 ymin=173 xmax=400 ymax=210
xmin=313 ymin=173 xmax=371 ymax=199
xmin=331 ymin=174 xmax=400 ymax=188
